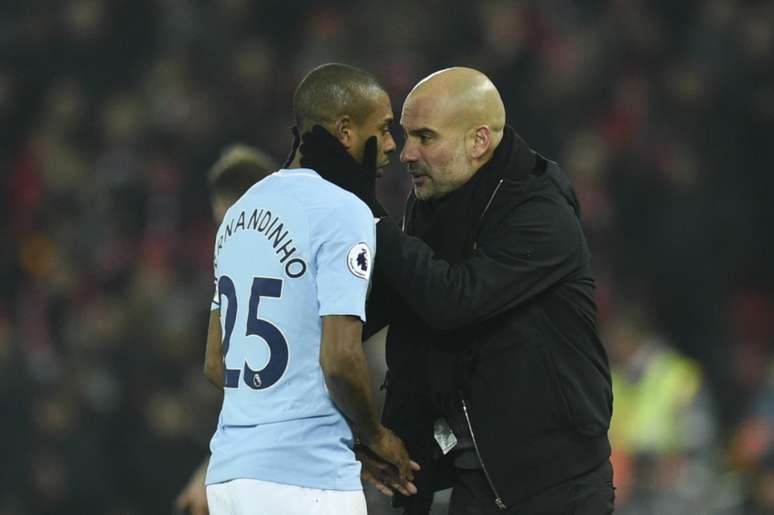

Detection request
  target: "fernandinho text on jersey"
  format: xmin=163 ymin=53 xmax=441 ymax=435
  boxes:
xmin=215 ymin=208 xmax=307 ymax=278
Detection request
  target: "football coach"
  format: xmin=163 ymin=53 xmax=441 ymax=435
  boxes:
xmin=300 ymin=66 xmax=614 ymax=515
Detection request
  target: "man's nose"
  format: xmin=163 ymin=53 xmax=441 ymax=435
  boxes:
xmin=384 ymin=133 xmax=397 ymax=154
xmin=400 ymin=140 xmax=417 ymax=163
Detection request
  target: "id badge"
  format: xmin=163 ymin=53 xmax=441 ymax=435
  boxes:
xmin=433 ymin=417 xmax=458 ymax=455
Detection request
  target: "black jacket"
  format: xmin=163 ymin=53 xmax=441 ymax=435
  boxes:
xmin=366 ymin=127 xmax=612 ymax=512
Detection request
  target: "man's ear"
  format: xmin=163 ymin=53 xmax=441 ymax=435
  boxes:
xmin=469 ymin=126 xmax=492 ymax=160
xmin=334 ymin=116 xmax=354 ymax=149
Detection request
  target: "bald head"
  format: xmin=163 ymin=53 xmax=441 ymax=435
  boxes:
xmin=407 ymin=67 xmax=505 ymax=148
xmin=293 ymin=63 xmax=385 ymax=134
xmin=400 ymin=67 xmax=507 ymax=200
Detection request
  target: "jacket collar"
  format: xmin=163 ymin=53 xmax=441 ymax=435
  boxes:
xmin=479 ymin=125 xmax=537 ymax=183
xmin=405 ymin=126 xmax=538 ymax=230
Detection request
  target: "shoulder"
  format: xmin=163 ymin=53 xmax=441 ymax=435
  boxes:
xmin=330 ymin=189 xmax=372 ymax=220
xmin=494 ymin=160 xmax=578 ymax=224
xmin=306 ymin=178 xmax=372 ymax=226
xmin=271 ymin=168 xmax=370 ymax=215
xmin=479 ymin=173 xmax=583 ymax=256
xmin=315 ymin=192 xmax=373 ymax=240
xmin=268 ymin=170 xmax=374 ymax=244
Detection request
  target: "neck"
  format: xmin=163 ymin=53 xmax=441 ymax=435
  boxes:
xmin=289 ymin=152 xmax=302 ymax=169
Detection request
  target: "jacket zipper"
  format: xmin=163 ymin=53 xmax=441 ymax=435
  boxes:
xmin=472 ymin=179 xmax=504 ymax=251
xmin=460 ymin=394 xmax=508 ymax=510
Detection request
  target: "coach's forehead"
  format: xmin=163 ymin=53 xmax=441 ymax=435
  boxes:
xmin=402 ymin=70 xmax=473 ymax=129
xmin=401 ymin=88 xmax=455 ymax=129
xmin=403 ymin=67 xmax=505 ymax=130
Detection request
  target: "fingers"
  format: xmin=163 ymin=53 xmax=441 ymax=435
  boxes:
xmin=386 ymin=454 xmax=413 ymax=486
xmin=391 ymin=442 xmax=414 ymax=482
xmin=373 ymin=430 xmax=414 ymax=482
xmin=389 ymin=479 xmax=418 ymax=497
xmin=173 ymin=487 xmax=210 ymax=515
xmin=356 ymin=434 xmax=421 ymax=497
xmin=175 ymin=498 xmax=209 ymax=515
xmin=362 ymin=468 xmax=394 ymax=496
xmin=358 ymin=445 xmax=419 ymax=497
xmin=367 ymin=459 xmax=393 ymax=474
xmin=375 ymin=483 xmax=394 ymax=496
xmin=362 ymin=465 xmax=418 ymax=497
xmin=397 ymin=457 xmax=414 ymax=483
xmin=173 ymin=492 xmax=187 ymax=513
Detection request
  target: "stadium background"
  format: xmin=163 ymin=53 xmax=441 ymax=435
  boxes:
xmin=2 ymin=1 xmax=774 ymax=513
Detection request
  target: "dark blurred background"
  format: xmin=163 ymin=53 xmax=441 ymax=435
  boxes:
xmin=2 ymin=1 xmax=774 ymax=514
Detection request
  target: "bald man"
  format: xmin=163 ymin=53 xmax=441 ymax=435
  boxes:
xmin=301 ymin=67 xmax=614 ymax=515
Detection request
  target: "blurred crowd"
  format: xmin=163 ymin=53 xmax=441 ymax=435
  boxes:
xmin=2 ymin=1 xmax=774 ymax=514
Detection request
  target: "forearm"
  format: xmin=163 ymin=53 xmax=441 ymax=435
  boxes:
xmin=320 ymin=316 xmax=381 ymax=441
xmin=204 ymin=309 xmax=224 ymax=389
xmin=175 ymin=455 xmax=210 ymax=513
xmin=375 ymin=219 xmax=511 ymax=329
xmin=324 ymin=352 xmax=382 ymax=440
xmin=376 ymin=209 xmax=580 ymax=330
xmin=195 ymin=456 xmax=209 ymax=478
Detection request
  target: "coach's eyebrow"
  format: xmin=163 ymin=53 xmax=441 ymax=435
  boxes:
xmin=407 ymin=128 xmax=438 ymax=138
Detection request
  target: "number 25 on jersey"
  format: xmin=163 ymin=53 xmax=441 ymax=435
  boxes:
xmin=217 ymin=275 xmax=288 ymax=389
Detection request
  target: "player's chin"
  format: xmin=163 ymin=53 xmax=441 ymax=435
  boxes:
xmin=375 ymin=165 xmax=387 ymax=178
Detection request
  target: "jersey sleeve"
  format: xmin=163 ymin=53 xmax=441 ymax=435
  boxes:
xmin=313 ymin=199 xmax=376 ymax=322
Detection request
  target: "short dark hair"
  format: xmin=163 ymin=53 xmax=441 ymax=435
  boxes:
xmin=293 ymin=63 xmax=385 ymax=133
xmin=208 ymin=144 xmax=276 ymax=200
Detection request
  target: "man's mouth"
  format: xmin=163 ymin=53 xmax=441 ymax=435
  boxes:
xmin=410 ymin=173 xmax=427 ymax=187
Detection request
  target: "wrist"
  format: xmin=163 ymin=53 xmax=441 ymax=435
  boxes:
xmin=357 ymin=424 xmax=385 ymax=446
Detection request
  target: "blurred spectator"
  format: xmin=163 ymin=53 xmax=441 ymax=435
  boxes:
xmin=731 ymin=359 xmax=774 ymax=514
xmin=745 ymin=458 xmax=774 ymax=515
xmin=605 ymin=307 xmax=722 ymax=514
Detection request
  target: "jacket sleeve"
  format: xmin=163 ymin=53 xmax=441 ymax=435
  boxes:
xmin=374 ymin=195 xmax=586 ymax=331
xmin=363 ymin=271 xmax=396 ymax=340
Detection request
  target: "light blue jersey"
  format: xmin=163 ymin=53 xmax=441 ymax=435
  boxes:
xmin=205 ymin=168 xmax=375 ymax=491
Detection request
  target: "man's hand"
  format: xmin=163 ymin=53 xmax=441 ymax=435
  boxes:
xmin=356 ymin=444 xmax=420 ymax=497
xmin=359 ymin=425 xmax=417 ymax=485
xmin=174 ymin=459 xmax=209 ymax=515
xmin=299 ymin=125 xmax=387 ymax=217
